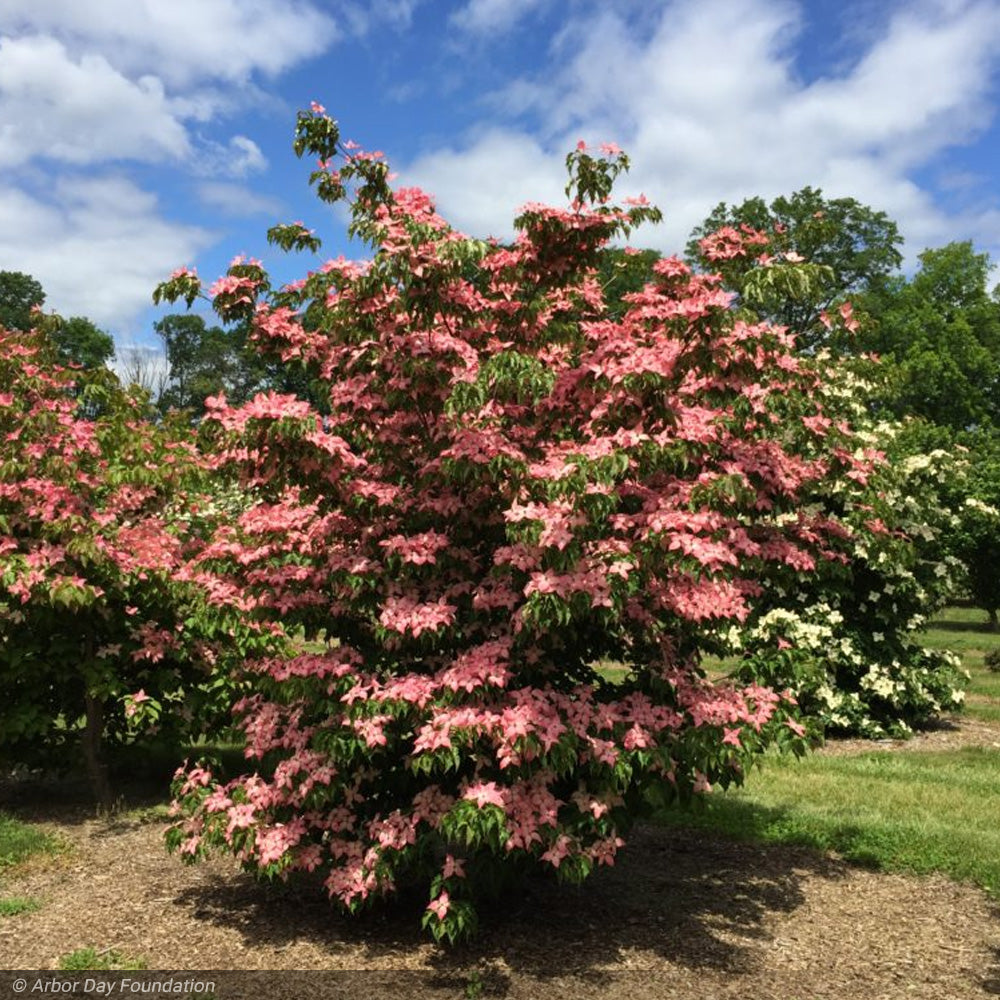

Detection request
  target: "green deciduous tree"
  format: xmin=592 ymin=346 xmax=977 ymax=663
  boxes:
xmin=52 ymin=315 xmax=115 ymax=370
xmin=687 ymin=187 xmax=903 ymax=348
xmin=596 ymin=247 xmax=661 ymax=319
xmin=0 ymin=272 xmax=114 ymax=369
xmin=154 ymin=314 xmax=246 ymax=415
xmin=0 ymin=271 xmax=45 ymax=332
xmin=855 ymin=242 xmax=1000 ymax=431
xmin=934 ymin=433 xmax=1000 ymax=628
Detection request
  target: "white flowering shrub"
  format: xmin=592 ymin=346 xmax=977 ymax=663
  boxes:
xmin=723 ymin=361 xmax=967 ymax=737
xmin=947 ymin=441 xmax=1000 ymax=627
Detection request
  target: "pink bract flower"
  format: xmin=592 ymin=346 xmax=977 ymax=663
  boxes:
xmin=463 ymin=781 xmax=506 ymax=809
xmin=426 ymin=891 xmax=450 ymax=921
xmin=442 ymin=854 xmax=465 ymax=879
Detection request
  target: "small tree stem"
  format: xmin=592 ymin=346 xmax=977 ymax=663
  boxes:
xmin=83 ymin=692 xmax=114 ymax=811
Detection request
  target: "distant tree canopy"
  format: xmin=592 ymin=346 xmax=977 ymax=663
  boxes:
xmin=0 ymin=271 xmax=45 ymax=331
xmin=854 ymin=241 xmax=1000 ymax=432
xmin=596 ymin=248 xmax=661 ymax=319
xmin=0 ymin=271 xmax=114 ymax=369
xmin=153 ymin=312 xmax=325 ymax=416
xmin=51 ymin=316 xmax=115 ymax=370
xmin=154 ymin=314 xmax=245 ymax=415
xmin=687 ymin=187 xmax=904 ymax=348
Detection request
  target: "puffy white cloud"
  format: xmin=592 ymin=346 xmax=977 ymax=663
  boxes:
xmin=0 ymin=176 xmax=212 ymax=332
xmin=0 ymin=0 xmax=339 ymax=332
xmin=401 ymin=128 xmax=566 ymax=239
xmin=340 ymin=0 xmax=426 ymax=35
xmin=0 ymin=36 xmax=191 ymax=168
xmin=0 ymin=1 xmax=338 ymax=174
xmin=0 ymin=0 xmax=339 ymax=88
xmin=406 ymin=0 xmax=1000 ymax=262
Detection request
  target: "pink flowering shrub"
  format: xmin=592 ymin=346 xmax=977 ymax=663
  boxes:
xmin=164 ymin=107 xmax=878 ymax=941
xmin=0 ymin=326 xmax=274 ymax=805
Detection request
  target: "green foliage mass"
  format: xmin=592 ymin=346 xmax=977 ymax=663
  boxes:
xmin=52 ymin=315 xmax=115 ymax=370
xmin=687 ymin=187 xmax=903 ymax=347
xmin=0 ymin=271 xmax=114 ymax=369
xmin=946 ymin=437 xmax=1000 ymax=627
xmin=0 ymin=271 xmax=45 ymax=332
xmin=855 ymin=242 xmax=1000 ymax=431
xmin=154 ymin=313 xmax=244 ymax=414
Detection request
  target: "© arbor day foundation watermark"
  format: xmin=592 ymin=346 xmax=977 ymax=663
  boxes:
xmin=7 ymin=978 xmax=215 ymax=996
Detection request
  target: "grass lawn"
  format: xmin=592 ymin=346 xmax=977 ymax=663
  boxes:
xmin=58 ymin=947 xmax=146 ymax=971
xmin=0 ymin=811 xmax=61 ymax=919
xmin=0 ymin=812 xmax=59 ymax=870
xmin=920 ymin=605 xmax=1000 ymax=723
xmin=657 ymin=606 xmax=1000 ymax=897
xmin=655 ymin=746 xmax=1000 ymax=895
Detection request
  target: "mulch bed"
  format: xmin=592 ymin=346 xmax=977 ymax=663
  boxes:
xmin=2 ymin=714 xmax=999 ymax=999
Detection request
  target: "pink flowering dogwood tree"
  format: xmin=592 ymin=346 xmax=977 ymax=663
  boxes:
xmin=164 ymin=106 xmax=880 ymax=941
xmin=0 ymin=326 xmax=274 ymax=807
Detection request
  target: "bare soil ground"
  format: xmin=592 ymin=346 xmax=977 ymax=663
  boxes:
xmin=816 ymin=712 xmax=1000 ymax=756
xmin=2 ymin=714 xmax=999 ymax=1000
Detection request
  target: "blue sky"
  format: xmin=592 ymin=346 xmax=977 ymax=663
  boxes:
xmin=1 ymin=0 xmax=999 ymax=360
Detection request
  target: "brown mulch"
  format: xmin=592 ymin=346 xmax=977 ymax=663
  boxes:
xmin=817 ymin=711 xmax=1000 ymax=756
xmin=0 ymin=819 xmax=997 ymax=997
xmin=2 ymin=714 xmax=999 ymax=999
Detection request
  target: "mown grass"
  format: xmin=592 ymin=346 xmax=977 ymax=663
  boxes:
xmin=656 ymin=607 xmax=1000 ymax=897
xmin=0 ymin=810 xmax=60 ymax=919
xmin=656 ymin=747 xmax=1000 ymax=895
xmin=0 ymin=811 xmax=58 ymax=870
xmin=58 ymin=947 xmax=147 ymax=971
xmin=0 ymin=896 xmax=40 ymax=916
xmin=921 ymin=605 xmax=1000 ymax=724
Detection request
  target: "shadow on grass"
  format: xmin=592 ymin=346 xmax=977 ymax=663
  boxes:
xmin=170 ymin=819 xmax=850 ymax=989
xmin=652 ymin=796 xmax=902 ymax=875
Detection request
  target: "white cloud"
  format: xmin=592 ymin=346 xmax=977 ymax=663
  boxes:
xmin=0 ymin=1 xmax=338 ymax=173
xmin=341 ymin=0 xmax=426 ymax=35
xmin=195 ymin=136 xmax=269 ymax=179
xmin=0 ymin=176 xmax=213 ymax=332
xmin=0 ymin=0 xmax=342 ymax=332
xmin=0 ymin=36 xmax=190 ymax=167
xmin=197 ymin=181 xmax=283 ymax=218
xmin=401 ymin=128 xmax=566 ymax=239
xmin=450 ymin=0 xmax=549 ymax=36
xmin=406 ymin=0 xmax=1000 ymax=264
xmin=0 ymin=0 xmax=339 ymax=88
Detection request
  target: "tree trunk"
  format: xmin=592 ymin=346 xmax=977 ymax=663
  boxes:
xmin=989 ymin=608 xmax=998 ymax=632
xmin=83 ymin=692 xmax=114 ymax=812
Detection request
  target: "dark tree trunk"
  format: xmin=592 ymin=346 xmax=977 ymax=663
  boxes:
xmin=989 ymin=608 xmax=998 ymax=632
xmin=83 ymin=692 xmax=114 ymax=811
